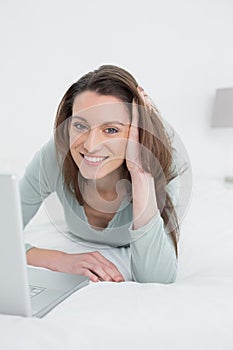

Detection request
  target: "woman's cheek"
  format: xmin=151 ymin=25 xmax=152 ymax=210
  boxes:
xmin=69 ymin=131 xmax=83 ymax=148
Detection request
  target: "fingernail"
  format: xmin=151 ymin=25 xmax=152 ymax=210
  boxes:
xmin=137 ymin=86 xmax=144 ymax=92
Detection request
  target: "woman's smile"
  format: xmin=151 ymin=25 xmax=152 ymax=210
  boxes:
xmin=80 ymin=153 xmax=109 ymax=166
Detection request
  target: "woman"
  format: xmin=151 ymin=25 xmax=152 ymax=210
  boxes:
xmin=21 ymin=64 xmax=183 ymax=283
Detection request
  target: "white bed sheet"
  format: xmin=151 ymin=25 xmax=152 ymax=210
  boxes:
xmin=1 ymin=176 xmax=233 ymax=350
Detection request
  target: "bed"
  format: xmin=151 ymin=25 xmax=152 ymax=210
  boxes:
xmin=1 ymin=175 xmax=233 ymax=350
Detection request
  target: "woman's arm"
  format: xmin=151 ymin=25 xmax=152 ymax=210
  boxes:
xmin=129 ymin=172 xmax=177 ymax=283
xmin=130 ymin=171 xmax=158 ymax=230
xmin=26 ymin=247 xmax=124 ymax=282
xmin=126 ymin=96 xmax=177 ymax=283
xmin=20 ymin=138 xmax=57 ymax=228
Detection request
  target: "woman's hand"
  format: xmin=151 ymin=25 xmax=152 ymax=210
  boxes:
xmin=27 ymin=248 xmax=124 ymax=283
xmin=125 ymin=97 xmax=141 ymax=175
xmin=59 ymin=251 xmax=125 ymax=282
xmin=125 ymin=87 xmax=153 ymax=176
xmin=125 ymin=87 xmax=158 ymax=230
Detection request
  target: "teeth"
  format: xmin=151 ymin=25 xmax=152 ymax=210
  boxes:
xmin=84 ymin=155 xmax=106 ymax=163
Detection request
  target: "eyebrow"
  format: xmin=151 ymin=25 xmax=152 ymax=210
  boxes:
xmin=71 ymin=115 xmax=127 ymax=126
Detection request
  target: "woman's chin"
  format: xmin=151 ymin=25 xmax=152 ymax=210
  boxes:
xmin=79 ymin=166 xmax=124 ymax=182
xmin=78 ymin=168 xmax=107 ymax=181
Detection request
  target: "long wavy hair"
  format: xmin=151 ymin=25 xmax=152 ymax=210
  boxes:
xmin=54 ymin=64 xmax=180 ymax=257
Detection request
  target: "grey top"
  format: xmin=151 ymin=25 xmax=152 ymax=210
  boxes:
xmin=20 ymin=138 xmax=178 ymax=283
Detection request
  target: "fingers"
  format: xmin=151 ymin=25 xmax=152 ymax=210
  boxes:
xmin=132 ymin=98 xmax=139 ymax=128
xmin=81 ymin=268 xmax=100 ymax=283
xmin=90 ymin=251 xmax=124 ymax=282
xmin=83 ymin=251 xmax=124 ymax=283
xmin=126 ymin=100 xmax=140 ymax=173
xmin=129 ymin=99 xmax=139 ymax=146
xmin=137 ymin=86 xmax=154 ymax=112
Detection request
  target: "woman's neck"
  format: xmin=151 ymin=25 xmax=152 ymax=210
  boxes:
xmin=87 ymin=165 xmax=129 ymax=197
xmin=82 ymin=166 xmax=131 ymax=211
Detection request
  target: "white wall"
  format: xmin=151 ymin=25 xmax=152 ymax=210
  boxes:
xmin=0 ymin=0 xmax=233 ymax=178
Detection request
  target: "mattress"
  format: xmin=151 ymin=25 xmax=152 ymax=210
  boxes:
xmin=1 ymin=176 xmax=233 ymax=350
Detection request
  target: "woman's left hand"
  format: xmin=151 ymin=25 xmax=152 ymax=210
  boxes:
xmin=126 ymin=87 xmax=154 ymax=175
xmin=125 ymin=92 xmax=158 ymax=229
xmin=125 ymin=98 xmax=142 ymax=176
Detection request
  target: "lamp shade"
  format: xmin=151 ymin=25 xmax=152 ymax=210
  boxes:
xmin=211 ymin=87 xmax=233 ymax=127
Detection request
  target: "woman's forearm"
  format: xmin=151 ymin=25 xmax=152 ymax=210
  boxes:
xmin=26 ymin=247 xmax=66 ymax=271
xmin=131 ymin=171 xmax=158 ymax=230
xmin=26 ymin=247 xmax=125 ymax=282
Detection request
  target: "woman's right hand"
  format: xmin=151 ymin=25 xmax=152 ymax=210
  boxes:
xmin=26 ymin=248 xmax=124 ymax=282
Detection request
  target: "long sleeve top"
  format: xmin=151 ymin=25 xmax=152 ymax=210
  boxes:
xmin=20 ymin=138 xmax=179 ymax=283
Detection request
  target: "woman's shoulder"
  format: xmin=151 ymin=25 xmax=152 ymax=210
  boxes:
xmin=40 ymin=136 xmax=56 ymax=156
xmin=38 ymin=136 xmax=57 ymax=164
xmin=24 ymin=137 xmax=56 ymax=171
xmin=25 ymin=136 xmax=61 ymax=186
xmin=40 ymin=136 xmax=61 ymax=175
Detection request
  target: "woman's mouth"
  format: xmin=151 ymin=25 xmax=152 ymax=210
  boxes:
xmin=80 ymin=153 xmax=109 ymax=166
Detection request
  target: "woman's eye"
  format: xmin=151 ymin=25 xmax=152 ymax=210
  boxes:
xmin=73 ymin=123 xmax=88 ymax=131
xmin=104 ymin=127 xmax=118 ymax=134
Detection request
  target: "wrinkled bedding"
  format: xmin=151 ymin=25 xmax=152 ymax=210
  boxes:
xmin=1 ymin=176 xmax=233 ymax=350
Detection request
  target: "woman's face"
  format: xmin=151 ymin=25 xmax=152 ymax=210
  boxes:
xmin=70 ymin=91 xmax=131 ymax=180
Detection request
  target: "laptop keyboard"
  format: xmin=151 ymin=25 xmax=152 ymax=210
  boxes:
xmin=29 ymin=285 xmax=46 ymax=298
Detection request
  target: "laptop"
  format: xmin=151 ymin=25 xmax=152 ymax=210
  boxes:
xmin=0 ymin=174 xmax=89 ymax=318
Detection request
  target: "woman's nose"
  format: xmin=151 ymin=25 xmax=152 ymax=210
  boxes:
xmin=83 ymin=128 xmax=102 ymax=152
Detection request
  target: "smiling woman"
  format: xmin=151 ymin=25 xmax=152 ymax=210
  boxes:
xmin=20 ymin=64 xmax=190 ymax=283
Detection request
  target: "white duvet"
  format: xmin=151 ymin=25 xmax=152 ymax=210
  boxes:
xmin=1 ymin=176 xmax=233 ymax=350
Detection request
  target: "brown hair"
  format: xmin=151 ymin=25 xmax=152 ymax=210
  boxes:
xmin=54 ymin=64 xmax=180 ymax=257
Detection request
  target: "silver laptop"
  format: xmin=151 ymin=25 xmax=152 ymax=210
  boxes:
xmin=0 ymin=174 xmax=89 ymax=318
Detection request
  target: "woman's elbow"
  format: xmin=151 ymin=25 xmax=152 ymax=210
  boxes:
xmin=131 ymin=261 xmax=177 ymax=284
